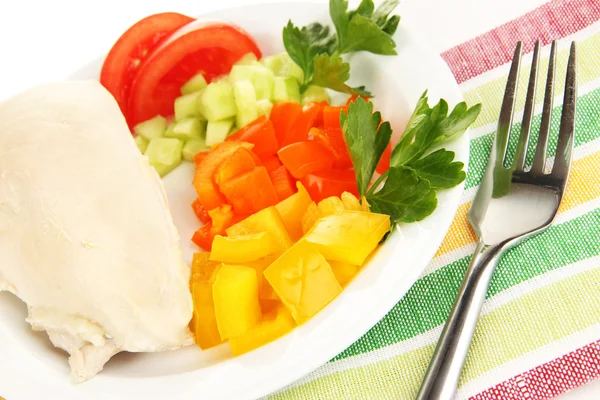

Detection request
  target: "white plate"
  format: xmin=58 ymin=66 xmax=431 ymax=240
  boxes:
xmin=0 ymin=2 xmax=469 ymax=399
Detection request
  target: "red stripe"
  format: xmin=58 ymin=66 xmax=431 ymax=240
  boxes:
xmin=470 ymin=340 xmax=600 ymax=400
xmin=441 ymin=0 xmax=600 ymax=84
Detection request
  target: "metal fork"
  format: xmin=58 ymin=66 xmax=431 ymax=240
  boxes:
xmin=416 ymin=40 xmax=577 ymax=400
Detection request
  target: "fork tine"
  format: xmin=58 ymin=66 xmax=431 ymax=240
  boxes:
xmin=495 ymin=41 xmax=522 ymax=167
xmin=531 ymin=41 xmax=557 ymax=175
xmin=552 ymin=42 xmax=577 ymax=180
xmin=514 ymin=40 xmax=540 ymax=172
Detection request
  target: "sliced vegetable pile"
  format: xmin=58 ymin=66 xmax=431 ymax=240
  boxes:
xmin=189 ymin=187 xmax=390 ymax=355
xmin=99 ymin=0 xmax=482 ymax=357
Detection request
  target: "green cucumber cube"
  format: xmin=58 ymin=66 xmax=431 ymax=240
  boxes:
xmin=182 ymin=139 xmax=209 ymax=162
xmin=174 ymin=93 xmax=202 ymax=121
xmin=235 ymin=52 xmax=258 ymax=65
xmin=261 ymin=53 xmax=304 ymax=85
xmin=166 ymin=118 xmax=206 ymax=141
xmin=198 ymin=81 xmax=237 ymax=122
xmin=256 ymin=99 xmax=273 ymax=117
xmin=206 ymin=119 xmax=235 ymax=146
xmin=144 ymin=137 xmax=183 ymax=177
xmin=234 ymin=80 xmax=258 ymax=128
xmin=180 ymin=73 xmax=207 ymax=95
xmin=133 ymin=115 xmax=167 ymax=140
xmin=273 ymin=76 xmax=301 ymax=103
xmin=229 ymin=65 xmax=275 ymax=100
xmin=134 ymin=135 xmax=149 ymax=154
xmin=302 ymin=85 xmax=330 ymax=105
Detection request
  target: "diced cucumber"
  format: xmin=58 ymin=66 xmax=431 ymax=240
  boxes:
xmin=257 ymin=99 xmax=273 ymax=117
xmin=235 ymin=52 xmax=258 ymax=65
xmin=174 ymin=93 xmax=202 ymax=121
xmin=229 ymin=65 xmax=275 ymax=100
xmin=144 ymin=137 xmax=183 ymax=177
xmin=198 ymin=81 xmax=237 ymax=122
xmin=261 ymin=53 xmax=304 ymax=85
xmin=134 ymin=135 xmax=149 ymax=154
xmin=182 ymin=139 xmax=209 ymax=162
xmin=166 ymin=118 xmax=206 ymax=141
xmin=133 ymin=115 xmax=167 ymax=140
xmin=206 ymin=118 xmax=235 ymax=146
xmin=302 ymin=85 xmax=330 ymax=105
xmin=234 ymin=80 xmax=258 ymax=128
xmin=180 ymin=73 xmax=207 ymax=95
xmin=273 ymin=76 xmax=301 ymax=103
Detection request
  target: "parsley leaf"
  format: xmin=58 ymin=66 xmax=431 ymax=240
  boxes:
xmin=408 ymin=149 xmax=466 ymax=189
xmin=282 ymin=21 xmax=337 ymax=85
xmin=312 ymin=53 xmax=351 ymax=93
xmin=390 ymin=93 xmax=481 ymax=167
xmin=373 ymin=0 xmax=401 ymax=35
xmin=341 ymin=97 xmax=392 ymax=197
xmin=330 ymin=0 xmax=397 ymax=55
xmin=367 ymin=166 xmax=438 ymax=222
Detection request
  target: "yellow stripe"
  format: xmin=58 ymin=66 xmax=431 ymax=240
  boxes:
xmin=435 ymin=151 xmax=600 ymax=257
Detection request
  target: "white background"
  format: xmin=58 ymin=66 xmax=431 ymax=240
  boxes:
xmin=0 ymin=0 xmax=598 ymax=398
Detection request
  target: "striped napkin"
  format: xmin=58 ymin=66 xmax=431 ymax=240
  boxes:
xmin=268 ymin=0 xmax=600 ymax=398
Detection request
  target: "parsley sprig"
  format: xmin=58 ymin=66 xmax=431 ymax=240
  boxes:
xmin=283 ymin=0 xmax=400 ymax=95
xmin=342 ymin=94 xmax=482 ymax=223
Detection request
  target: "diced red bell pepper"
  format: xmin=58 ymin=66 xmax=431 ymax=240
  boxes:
xmin=192 ymin=198 xmax=211 ymax=224
xmin=218 ymin=166 xmax=280 ymax=215
xmin=194 ymin=151 xmax=210 ymax=165
xmin=300 ymin=169 xmax=359 ymax=202
xmin=311 ymin=127 xmax=353 ymax=169
xmin=258 ymin=154 xmax=283 ymax=172
xmin=193 ymin=142 xmax=252 ymax=211
xmin=226 ymin=116 xmax=279 ymax=156
xmin=277 ymin=141 xmax=335 ymax=179
xmin=270 ymin=102 xmax=303 ymax=147
xmin=323 ymin=105 xmax=348 ymax=131
xmin=345 ymin=94 xmax=370 ymax=106
xmin=281 ymin=103 xmax=321 ymax=147
xmin=192 ymin=222 xmax=216 ymax=251
xmin=191 ymin=205 xmax=236 ymax=251
xmin=214 ymin=147 xmax=257 ymax=186
xmin=376 ymin=143 xmax=392 ymax=174
xmin=269 ymin=165 xmax=297 ymax=201
xmin=208 ymin=204 xmax=234 ymax=232
xmin=309 ymin=101 xmax=328 ymax=128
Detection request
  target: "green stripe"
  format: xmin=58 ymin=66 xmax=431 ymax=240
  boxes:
xmin=465 ymin=32 xmax=600 ymax=130
xmin=332 ymin=207 xmax=600 ymax=361
xmin=273 ymin=267 xmax=600 ymax=399
xmin=464 ymin=88 xmax=600 ymax=190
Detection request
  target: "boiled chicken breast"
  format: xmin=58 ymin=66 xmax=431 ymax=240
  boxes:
xmin=0 ymin=80 xmax=194 ymax=382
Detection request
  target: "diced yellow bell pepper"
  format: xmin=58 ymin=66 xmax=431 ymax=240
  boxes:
xmin=190 ymin=278 xmax=223 ymax=349
xmin=238 ymin=255 xmax=279 ymax=300
xmin=226 ymin=206 xmax=293 ymax=252
xmin=190 ymin=252 xmax=220 ymax=282
xmin=341 ymin=192 xmax=362 ymax=211
xmin=213 ymin=265 xmax=262 ymax=339
xmin=264 ymin=240 xmax=342 ymax=324
xmin=304 ymin=211 xmax=390 ymax=266
xmin=360 ymin=197 xmax=370 ymax=212
xmin=210 ymin=232 xmax=279 ymax=263
xmin=260 ymin=298 xmax=284 ymax=314
xmin=317 ymin=196 xmax=346 ymax=216
xmin=229 ymin=306 xmax=296 ymax=356
xmin=275 ymin=181 xmax=313 ymax=241
xmin=329 ymin=260 xmax=360 ymax=287
xmin=301 ymin=201 xmax=320 ymax=235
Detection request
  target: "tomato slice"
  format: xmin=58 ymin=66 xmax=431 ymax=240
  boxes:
xmin=100 ymin=13 xmax=194 ymax=121
xmin=128 ymin=22 xmax=262 ymax=127
xmin=300 ymin=169 xmax=359 ymax=202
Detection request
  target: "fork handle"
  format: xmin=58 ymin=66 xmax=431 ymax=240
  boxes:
xmin=416 ymin=241 xmax=504 ymax=400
